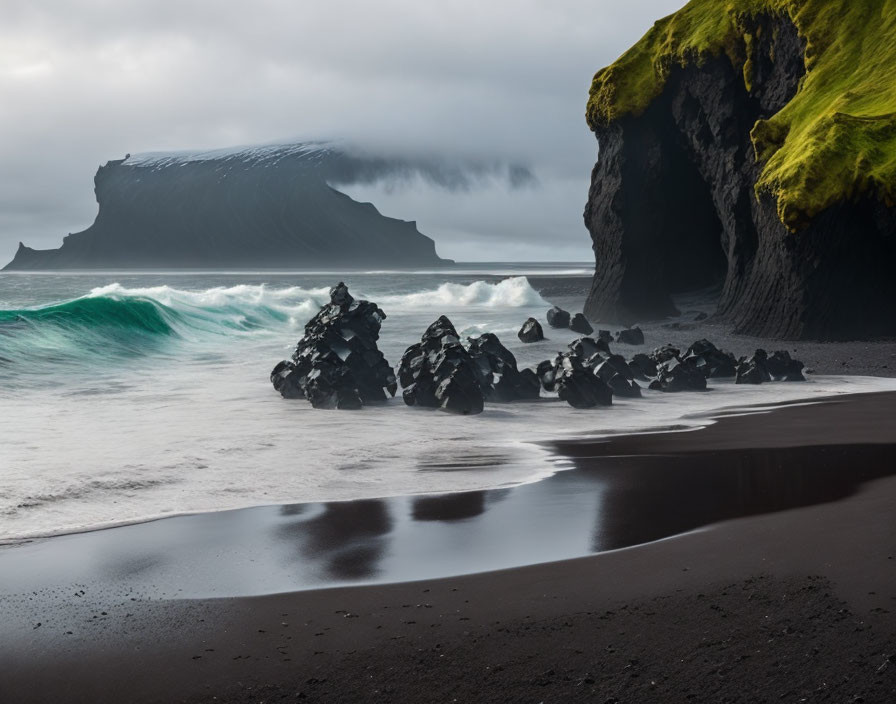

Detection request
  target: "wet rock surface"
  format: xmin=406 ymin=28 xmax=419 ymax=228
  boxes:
xmin=270 ymin=282 xmax=396 ymax=409
xmin=683 ymin=339 xmax=738 ymax=378
xmin=546 ymin=306 xmax=571 ymax=329
xmin=593 ymin=354 xmax=642 ymax=398
xmin=737 ymin=349 xmax=805 ymax=385
xmin=399 ymin=316 xmax=484 ymax=415
xmin=569 ymin=313 xmax=594 ymax=335
xmin=272 ymin=289 xmax=808 ymax=411
xmin=517 ymin=317 xmax=545 ymax=343
xmin=649 ymin=359 xmax=708 ymax=392
xmin=553 ymin=354 xmax=613 ymax=408
xmin=467 ymin=333 xmax=541 ymax=402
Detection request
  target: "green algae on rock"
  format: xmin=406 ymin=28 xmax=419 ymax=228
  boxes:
xmin=586 ymin=0 xmax=896 ymax=230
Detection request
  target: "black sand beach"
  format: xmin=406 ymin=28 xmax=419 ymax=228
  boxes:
xmin=2 ymin=391 xmax=895 ymax=703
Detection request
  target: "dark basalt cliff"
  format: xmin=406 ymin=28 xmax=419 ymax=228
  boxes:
xmin=584 ymin=8 xmax=896 ymax=340
xmin=4 ymin=144 xmax=451 ymax=270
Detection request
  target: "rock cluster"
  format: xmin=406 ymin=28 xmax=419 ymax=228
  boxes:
xmin=467 ymin=333 xmax=541 ymax=402
xmin=517 ymin=317 xmax=545 ymax=343
xmin=736 ymin=349 xmax=805 ymax=384
xmin=270 ymin=282 xmax=396 ymax=409
xmin=398 ymin=316 xmax=484 ymax=415
xmin=544 ymin=306 xmax=596 ymax=336
xmin=272 ymin=287 xmax=806 ymax=413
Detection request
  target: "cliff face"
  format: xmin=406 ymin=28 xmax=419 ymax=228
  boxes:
xmin=584 ymin=1 xmax=896 ymax=340
xmin=4 ymin=143 xmax=450 ymax=270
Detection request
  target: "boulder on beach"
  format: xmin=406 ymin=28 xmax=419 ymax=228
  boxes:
xmin=546 ymin=306 xmax=571 ymax=329
xmin=650 ymin=344 xmax=681 ymax=365
xmin=682 ymin=339 xmax=737 ymax=378
xmin=649 ymin=358 xmax=708 ymax=392
xmin=593 ymin=354 xmax=641 ymax=398
xmin=467 ymin=332 xmax=541 ymax=402
xmin=270 ymin=282 xmax=397 ymax=409
xmin=568 ymin=336 xmax=610 ymax=360
xmin=399 ymin=316 xmax=484 ymax=415
xmin=569 ymin=313 xmax=594 ymax=335
xmin=628 ymin=353 xmax=658 ymax=381
xmin=736 ymin=349 xmax=805 ymax=384
xmin=554 ymin=354 xmax=613 ymax=408
xmin=517 ymin=317 xmax=545 ymax=343
xmin=616 ymin=326 xmax=645 ymax=345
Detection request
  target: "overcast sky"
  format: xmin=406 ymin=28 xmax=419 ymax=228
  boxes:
xmin=0 ymin=0 xmax=685 ymax=263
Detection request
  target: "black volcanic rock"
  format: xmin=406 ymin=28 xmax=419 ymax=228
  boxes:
xmin=583 ymin=14 xmax=896 ymax=340
xmin=735 ymin=350 xmax=773 ymax=385
xmin=593 ymin=354 xmax=641 ymax=398
xmin=735 ymin=348 xmax=805 ymax=384
xmin=467 ymin=333 xmax=540 ymax=402
xmin=270 ymin=282 xmax=396 ymax=409
xmin=649 ymin=359 xmax=707 ymax=392
xmin=554 ymin=354 xmax=613 ymax=408
xmin=546 ymin=306 xmax=571 ymax=329
xmin=628 ymin=353 xmax=658 ymax=381
xmin=568 ymin=336 xmax=609 ymax=360
xmin=650 ymin=344 xmax=681 ymax=365
xmin=682 ymin=339 xmax=737 ymax=378
xmin=517 ymin=317 xmax=545 ymax=343
xmin=766 ymin=350 xmax=806 ymax=381
xmin=399 ymin=316 xmax=484 ymax=415
xmin=4 ymin=144 xmax=451 ymax=270
xmin=615 ymin=327 xmax=644 ymax=345
xmin=569 ymin=313 xmax=594 ymax=335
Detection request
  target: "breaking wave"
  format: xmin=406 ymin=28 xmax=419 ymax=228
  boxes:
xmin=0 ymin=277 xmax=547 ymax=377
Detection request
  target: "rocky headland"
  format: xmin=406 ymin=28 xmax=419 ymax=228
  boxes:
xmin=3 ymin=143 xmax=452 ymax=270
xmin=583 ymin=0 xmax=896 ymax=340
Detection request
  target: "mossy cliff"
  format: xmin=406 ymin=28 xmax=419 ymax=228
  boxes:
xmin=583 ymin=0 xmax=896 ymax=339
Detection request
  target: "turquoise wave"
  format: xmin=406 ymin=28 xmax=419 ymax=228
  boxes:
xmin=0 ymin=295 xmax=178 ymax=336
xmin=0 ymin=296 xmax=184 ymax=375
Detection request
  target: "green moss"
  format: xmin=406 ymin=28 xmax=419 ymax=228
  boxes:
xmin=586 ymin=0 xmax=896 ymax=229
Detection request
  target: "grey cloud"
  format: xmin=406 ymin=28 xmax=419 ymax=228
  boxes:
xmin=0 ymin=0 xmax=686 ymax=262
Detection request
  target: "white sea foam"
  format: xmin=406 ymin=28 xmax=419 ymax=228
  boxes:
xmin=3 ymin=272 xmax=895 ymax=542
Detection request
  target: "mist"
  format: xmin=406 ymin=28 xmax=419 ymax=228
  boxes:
xmin=0 ymin=0 xmax=686 ymax=263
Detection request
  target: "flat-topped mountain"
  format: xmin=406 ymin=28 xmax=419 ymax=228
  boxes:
xmin=4 ymin=142 xmax=452 ymax=270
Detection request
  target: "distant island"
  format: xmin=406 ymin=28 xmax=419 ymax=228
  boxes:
xmin=583 ymin=0 xmax=896 ymax=340
xmin=3 ymin=142 xmax=452 ymax=270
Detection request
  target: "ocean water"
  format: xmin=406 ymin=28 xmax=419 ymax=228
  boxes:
xmin=2 ymin=266 xmax=894 ymax=542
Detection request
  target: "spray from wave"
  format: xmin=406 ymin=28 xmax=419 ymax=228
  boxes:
xmin=0 ymin=277 xmax=547 ymax=379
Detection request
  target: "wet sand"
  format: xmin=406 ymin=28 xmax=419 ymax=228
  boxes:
xmin=2 ymin=392 xmax=896 ymax=702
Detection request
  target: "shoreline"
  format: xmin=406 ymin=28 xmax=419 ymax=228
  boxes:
xmin=3 ymin=380 xmax=894 ymax=547
xmin=2 ymin=391 xmax=896 ymax=702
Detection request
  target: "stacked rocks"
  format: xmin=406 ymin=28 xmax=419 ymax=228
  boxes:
xmin=270 ymin=282 xmax=396 ymax=409
xmin=398 ymin=316 xmax=484 ymax=415
xmin=467 ymin=333 xmax=541 ymax=402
